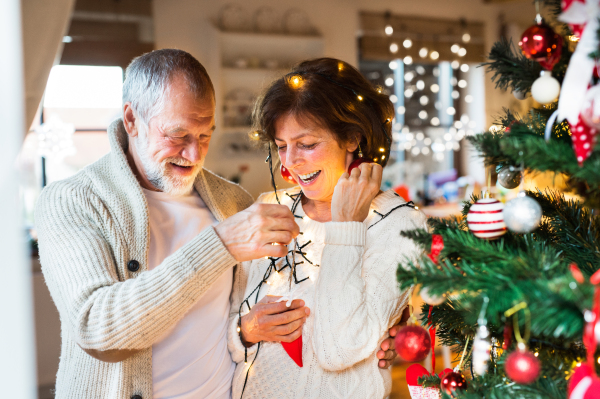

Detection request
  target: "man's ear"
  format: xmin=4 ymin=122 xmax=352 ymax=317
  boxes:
xmin=123 ymin=102 xmax=139 ymax=138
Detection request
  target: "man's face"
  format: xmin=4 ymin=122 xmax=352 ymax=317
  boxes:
xmin=132 ymin=75 xmax=215 ymax=196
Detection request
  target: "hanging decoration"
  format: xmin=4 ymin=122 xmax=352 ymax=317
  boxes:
xmin=427 ymin=234 xmax=444 ymax=264
xmin=395 ymin=305 xmax=432 ymax=362
xmin=472 ymin=297 xmax=491 ymax=376
xmin=440 ymin=337 xmax=470 ymax=396
xmin=503 ymin=302 xmax=541 ymax=385
xmin=568 ymin=271 xmax=600 ymax=399
xmin=467 ymin=192 xmax=507 ymax=240
xmin=581 ymin=85 xmax=600 ymax=131
xmin=570 ymin=115 xmax=599 ymax=166
xmin=513 ymin=89 xmax=527 ymax=100
xmin=496 ymin=164 xmax=523 ymax=189
xmin=405 ymin=364 xmax=453 ymax=399
xmin=559 ymin=0 xmax=595 ymax=40
xmin=420 ymin=287 xmax=445 ymax=306
xmin=531 ymin=71 xmax=561 ymax=104
xmin=518 ymin=17 xmax=563 ymax=71
xmin=503 ymin=191 xmax=542 ymax=234
xmin=280 ymin=164 xmax=297 ymax=184
xmin=556 ymin=0 xmax=600 ymax=126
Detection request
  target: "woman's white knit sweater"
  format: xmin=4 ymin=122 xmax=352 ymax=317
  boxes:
xmin=228 ymin=187 xmax=427 ymax=399
xmin=35 ymin=119 xmax=254 ymax=399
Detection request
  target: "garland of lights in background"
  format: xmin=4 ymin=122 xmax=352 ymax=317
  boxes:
xmin=379 ymin=16 xmax=475 ymax=162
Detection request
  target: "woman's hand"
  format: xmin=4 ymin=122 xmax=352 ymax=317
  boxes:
xmin=240 ymin=295 xmax=310 ymax=346
xmin=331 ymin=162 xmax=383 ymax=222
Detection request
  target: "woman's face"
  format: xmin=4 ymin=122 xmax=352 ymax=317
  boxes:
xmin=274 ymin=113 xmax=357 ymax=202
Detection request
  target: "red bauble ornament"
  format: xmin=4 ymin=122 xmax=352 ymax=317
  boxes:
xmin=570 ymin=115 xmax=598 ymax=166
xmin=280 ymin=164 xmax=296 ymax=184
xmin=505 ymin=349 xmax=541 ymax=384
xmin=519 ymin=21 xmax=563 ymax=70
xmin=395 ymin=325 xmax=432 ymax=362
xmin=348 ymin=157 xmax=373 ymax=173
xmin=568 ymin=364 xmax=600 ymax=399
xmin=440 ymin=371 xmax=468 ymax=396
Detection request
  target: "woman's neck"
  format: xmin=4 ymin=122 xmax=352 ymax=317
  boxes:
xmin=302 ymin=196 xmax=332 ymax=223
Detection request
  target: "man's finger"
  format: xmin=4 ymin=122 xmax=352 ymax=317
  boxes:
xmin=254 ymin=203 xmax=295 ymax=219
xmin=267 ymin=306 xmax=308 ymax=325
xmin=390 ymin=323 xmax=402 ymax=336
xmin=259 ymin=243 xmax=290 ymax=258
xmin=371 ymin=163 xmax=383 ymax=183
xmin=261 ymin=299 xmax=305 ymax=316
xmin=382 ymin=349 xmax=396 ymax=361
xmin=272 ymin=317 xmax=306 ymax=336
xmin=378 ymin=359 xmax=390 ymax=368
xmin=278 ymin=327 xmax=303 ymax=343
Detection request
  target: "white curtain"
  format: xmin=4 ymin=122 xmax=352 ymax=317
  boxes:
xmin=21 ymin=0 xmax=76 ymax=130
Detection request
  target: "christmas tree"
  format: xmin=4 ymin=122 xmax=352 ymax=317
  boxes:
xmin=396 ymin=0 xmax=600 ymax=398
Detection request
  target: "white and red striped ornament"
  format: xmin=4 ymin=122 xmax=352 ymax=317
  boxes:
xmin=570 ymin=115 xmax=598 ymax=166
xmin=467 ymin=196 xmax=507 ymax=240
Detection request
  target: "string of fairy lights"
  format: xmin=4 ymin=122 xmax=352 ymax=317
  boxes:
xmin=236 ymin=68 xmax=416 ymax=398
xmin=374 ymin=18 xmax=476 ymax=162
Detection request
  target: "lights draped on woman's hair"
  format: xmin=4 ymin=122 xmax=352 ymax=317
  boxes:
xmin=251 ymin=57 xmax=395 ymax=165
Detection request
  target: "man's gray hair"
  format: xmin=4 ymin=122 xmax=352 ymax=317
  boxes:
xmin=123 ymin=49 xmax=214 ymax=125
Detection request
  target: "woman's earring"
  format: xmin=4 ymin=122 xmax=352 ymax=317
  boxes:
xmin=280 ymin=164 xmax=297 ymax=184
xmin=348 ymin=144 xmax=373 ymax=173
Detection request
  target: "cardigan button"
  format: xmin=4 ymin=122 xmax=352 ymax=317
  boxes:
xmin=131 ymin=395 xmax=142 ymax=399
xmin=127 ymin=260 xmax=140 ymax=272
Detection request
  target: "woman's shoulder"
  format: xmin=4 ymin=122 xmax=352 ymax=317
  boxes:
xmin=367 ymin=190 xmax=428 ymax=232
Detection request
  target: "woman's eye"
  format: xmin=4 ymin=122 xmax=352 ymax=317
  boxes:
xmin=300 ymin=143 xmax=317 ymax=149
xmin=277 ymin=146 xmax=286 ymax=151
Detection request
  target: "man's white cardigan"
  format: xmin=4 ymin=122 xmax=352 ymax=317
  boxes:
xmin=35 ymin=119 xmax=254 ymax=399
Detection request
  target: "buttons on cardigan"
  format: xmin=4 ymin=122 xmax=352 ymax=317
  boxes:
xmin=127 ymin=260 xmax=140 ymax=272
xmin=131 ymin=395 xmax=142 ymax=399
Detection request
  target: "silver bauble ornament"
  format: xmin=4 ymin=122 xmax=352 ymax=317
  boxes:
xmin=496 ymin=165 xmax=522 ymax=189
xmin=503 ymin=191 xmax=542 ymax=233
xmin=513 ymin=89 xmax=527 ymax=100
xmin=420 ymin=286 xmax=445 ymax=306
xmin=472 ymin=325 xmax=491 ymax=376
xmin=531 ymin=71 xmax=560 ymax=104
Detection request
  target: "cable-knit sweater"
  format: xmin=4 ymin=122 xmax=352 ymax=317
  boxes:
xmin=228 ymin=188 xmax=427 ymax=399
xmin=35 ymin=119 xmax=254 ymax=399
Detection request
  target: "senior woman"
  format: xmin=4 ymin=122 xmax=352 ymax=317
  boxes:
xmin=227 ymin=58 xmax=426 ymax=399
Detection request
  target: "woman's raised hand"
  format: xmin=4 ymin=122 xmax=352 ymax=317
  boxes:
xmin=331 ymin=162 xmax=382 ymax=223
xmin=240 ymin=295 xmax=310 ymax=346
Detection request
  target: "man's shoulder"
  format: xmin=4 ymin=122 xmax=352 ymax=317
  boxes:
xmin=201 ymin=168 xmax=254 ymax=211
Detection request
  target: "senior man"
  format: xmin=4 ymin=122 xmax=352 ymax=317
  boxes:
xmin=36 ymin=49 xmax=400 ymax=399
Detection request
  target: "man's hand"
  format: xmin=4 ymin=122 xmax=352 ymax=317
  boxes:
xmin=377 ymin=306 xmax=410 ymax=368
xmin=240 ymin=296 xmax=309 ymax=345
xmin=215 ymin=203 xmax=299 ymax=262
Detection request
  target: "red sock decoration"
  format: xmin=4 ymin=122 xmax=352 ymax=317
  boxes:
xmin=281 ymin=336 xmax=303 ymax=367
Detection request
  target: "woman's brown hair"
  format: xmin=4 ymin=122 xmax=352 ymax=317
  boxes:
xmin=252 ymin=58 xmax=395 ymax=166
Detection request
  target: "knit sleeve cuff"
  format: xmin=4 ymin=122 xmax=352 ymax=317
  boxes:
xmin=228 ymin=314 xmax=259 ymax=362
xmin=325 ymin=222 xmax=367 ymax=246
xmin=180 ymin=226 xmax=237 ymax=275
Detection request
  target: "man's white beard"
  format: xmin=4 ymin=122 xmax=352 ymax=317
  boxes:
xmin=135 ymin=126 xmax=203 ymax=196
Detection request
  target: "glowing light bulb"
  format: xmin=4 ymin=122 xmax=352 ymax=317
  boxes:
xmin=379 ymin=147 xmax=385 ymax=152
xmin=460 ymin=64 xmax=469 ymax=72
xmin=403 ymin=56 xmax=413 ymax=65
xmin=357 ymin=95 xmax=363 ymax=101
xmin=430 ymin=51 xmax=439 ymax=60
xmin=458 ymin=47 xmax=467 ymax=57
xmin=462 ymin=33 xmax=471 ymax=43
xmin=237 ymin=326 xmax=241 ymax=333
xmin=451 ymin=44 xmax=460 ymax=53
xmin=389 ymin=60 xmax=398 ymax=70
xmin=385 ymin=25 xmax=394 ymax=36
xmin=390 ymin=43 xmax=399 ymax=53
xmin=419 ymin=47 xmax=428 ymax=58
xmin=381 ymin=155 xmax=386 ymax=160
xmin=430 ymin=84 xmax=439 ymax=93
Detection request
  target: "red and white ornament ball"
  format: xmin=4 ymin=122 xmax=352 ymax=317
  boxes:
xmin=395 ymin=325 xmax=431 ymax=362
xmin=570 ymin=116 xmax=598 ymax=166
xmin=568 ymin=363 xmax=600 ymax=399
xmin=561 ymin=0 xmax=586 ymax=39
xmin=467 ymin=197 xmax=507 ymax=240
xmin=505 ymin=348 xmax=541 ymax=385
xmin=440 ymin=370 xmax=468 ymax=396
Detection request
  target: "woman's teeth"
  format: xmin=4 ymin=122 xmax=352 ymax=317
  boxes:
xmin=298 ymin=170 xmax=321 ymax=183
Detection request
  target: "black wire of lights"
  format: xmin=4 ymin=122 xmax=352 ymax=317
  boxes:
xmin=237 ymin=70 xmax=417 ymax=398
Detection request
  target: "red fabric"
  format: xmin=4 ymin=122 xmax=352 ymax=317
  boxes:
xmin=570 ymin=115 xmax=598 ymax=167
xmin=406 ymin=363 xmax=454 ymax=386
xmin=281 ymin=336 xmax=303 ymax=367
xmin=428 ymin=306 xmax=436 ymax=372
xmin=393 ymin=184 xmax=411 ymax=201
xmin=427 ymin=235 xmax=444 ymax=264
